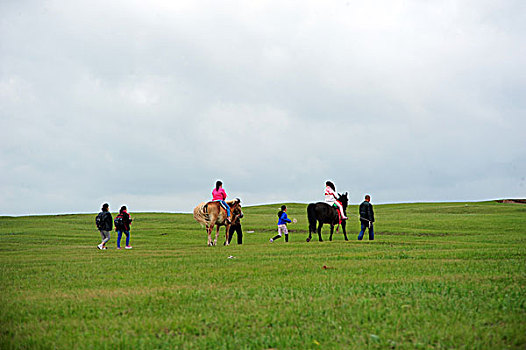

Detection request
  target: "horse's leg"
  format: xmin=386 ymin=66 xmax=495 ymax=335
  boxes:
xmin=306 ymin=205 xmax=314 ymax=242
xmin=317 ymin=221 xmax=323 ymax=242
xmin=214 ymin=225 xmax=220 ymax=246
xmin=208 ymin=210 xmax=218 ymax=246
xmin=207 ymin=225 xmax=213 ymax=246
xmin=342 ymin=221 xmax=348 ymax=241
xmin=329 ymin=224 xmax=334 ymax=241
xmin=224 ymin=223 xmax=230 ymax=246
xmin=307 ymin=224 xmax=313 ymax=242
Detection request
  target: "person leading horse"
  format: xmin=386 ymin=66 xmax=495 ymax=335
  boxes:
xmin=194 ymin=198 xmax=242 ymax=246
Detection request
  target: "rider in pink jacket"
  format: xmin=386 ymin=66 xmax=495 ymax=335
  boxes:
xmin=212 ymin=180 xmax=231 ymax=222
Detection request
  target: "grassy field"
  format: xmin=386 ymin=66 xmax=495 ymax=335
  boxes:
xmin=1 ymin=201 xmax=525 ymax=349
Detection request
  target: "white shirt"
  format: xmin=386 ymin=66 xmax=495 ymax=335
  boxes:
xmin=324 ymin=186 xmax=337 ymax=203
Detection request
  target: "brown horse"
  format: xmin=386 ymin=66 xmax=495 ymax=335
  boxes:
xmin=193 ymin=198 xmax=242 ymax=246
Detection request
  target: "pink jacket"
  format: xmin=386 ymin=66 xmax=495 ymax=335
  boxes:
xmin=212 ymin=188 xmax=227 ymax=201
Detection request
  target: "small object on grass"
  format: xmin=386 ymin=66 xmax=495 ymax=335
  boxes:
xmin=246 ymin=230 xmax=254 ymax=233
xmin=227 ymin=255 xmax=235 ymax=259
xmin=370 ymin=334 xmax=380 ymax=341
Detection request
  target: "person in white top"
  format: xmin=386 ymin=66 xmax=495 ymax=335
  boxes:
xmin=324 ymin=181 xmax=348 ymax=220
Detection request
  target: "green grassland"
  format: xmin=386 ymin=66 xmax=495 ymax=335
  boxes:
xmin=1 ymin=201 xmax=525 ymax=349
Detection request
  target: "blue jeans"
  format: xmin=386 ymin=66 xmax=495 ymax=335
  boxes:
xmin=358 ymin=222 xmax=374 ymax=240
xmin=216 ymin=200 xmax=231 ymax=217
xmin=117 ymin=230 xmax=130 ymax=248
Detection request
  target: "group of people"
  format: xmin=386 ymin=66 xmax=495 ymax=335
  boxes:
xmin=325 ymin=180 xmax=375 ymax=240
xmin=212 ymin=180 xmax=244 ymax=244
xmin=268 ymin=181 xmax=375 ymax=242
xmin=95 ymin=179 xmax=375 ymax=248
xmin=323 ymin=180 xmax=375 ymax=241
xmin=95 ymin=203 xmax=133 ymax=250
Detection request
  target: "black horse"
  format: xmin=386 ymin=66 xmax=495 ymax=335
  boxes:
xmin=306 ymin=192 xmax=349 ymax=242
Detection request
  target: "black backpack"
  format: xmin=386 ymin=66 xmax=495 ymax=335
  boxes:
xmin=114 ymin=214 xmax=124 ymax=229
xmin=95 ymin=212 xmax=103 ymax=229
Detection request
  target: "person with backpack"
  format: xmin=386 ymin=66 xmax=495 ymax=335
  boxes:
xmin=95 ymin=203 xmax=112 ymax=250
xmin=115 ymin=205 xmax=133 ymax=249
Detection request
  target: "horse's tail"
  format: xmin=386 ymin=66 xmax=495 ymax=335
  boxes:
xmin=307 ymin=203 xmax=317 ymax=233
xmin=193 ymin=202 xmax=210 ymax=226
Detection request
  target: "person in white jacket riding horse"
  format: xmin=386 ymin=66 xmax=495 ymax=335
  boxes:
xmin=324 ymin=181 xmax=348 ymax=220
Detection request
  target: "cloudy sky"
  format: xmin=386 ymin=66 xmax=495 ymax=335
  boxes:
xmin=1 ymin=0 xmax=525 ymax=215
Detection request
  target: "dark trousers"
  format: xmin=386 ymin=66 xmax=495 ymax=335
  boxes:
xmin=358 ymin=222 xmax=374 ymax=240
xmin=228 ymin=224 xmax=243 ymax=244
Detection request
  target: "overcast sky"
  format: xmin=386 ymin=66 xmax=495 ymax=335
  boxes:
xmin=1 ymin=0 xmax=525 ymax=215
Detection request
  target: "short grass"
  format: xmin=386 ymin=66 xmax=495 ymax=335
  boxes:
xmin=0 ymin=201 xmax=525 ymax=349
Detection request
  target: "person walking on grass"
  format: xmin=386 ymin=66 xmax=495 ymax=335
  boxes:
xmin=115 ymin=205 xmax=133 ymax=249
xmin=95 ymin=203 xmax=112 ymax=250
xmin=270 ymin=205 xmax=293 ymax=243
xmin=358 ymin=195 xmax=375 ymax=241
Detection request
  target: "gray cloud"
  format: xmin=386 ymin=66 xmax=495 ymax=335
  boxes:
xmin=1 ymin=0 xmax=525 ymax=215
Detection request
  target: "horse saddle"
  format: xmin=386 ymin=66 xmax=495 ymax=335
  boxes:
xmin=323 ymin=202 xmax=342 ymax=222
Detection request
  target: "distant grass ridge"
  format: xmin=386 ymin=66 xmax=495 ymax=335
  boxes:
xmin=1 ymin=201 xmax=525 ymax=349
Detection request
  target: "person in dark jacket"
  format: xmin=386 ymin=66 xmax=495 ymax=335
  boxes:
xmin=227 ymin=211 xmax=244 ymax=245
xmin=358 ymin=195 xmax=375 ymax=241
xmin=115 ymin=205 xmax=133 ymax=249
xmin=96 ymin=203 xmax=113 ymax=250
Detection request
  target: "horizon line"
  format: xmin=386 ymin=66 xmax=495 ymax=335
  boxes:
xmin=1 ymin=198 xmax=523 ymax=217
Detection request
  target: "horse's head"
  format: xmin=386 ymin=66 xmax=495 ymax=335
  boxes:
xmin=228 ymin=198 xmax=241 ymax=208
xmin=229 ymin=198 xmax=242 ymax=221
xmin=338 ymin=192 xmax=349 ymax=212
